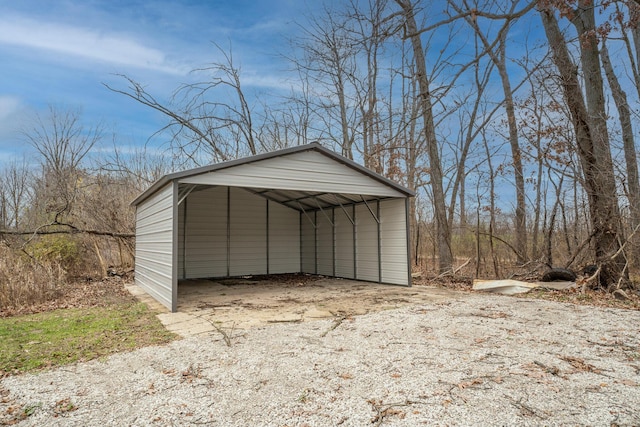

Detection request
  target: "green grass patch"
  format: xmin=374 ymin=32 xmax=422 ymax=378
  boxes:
xmin=0 ymin=302 xmax=177 ymax=375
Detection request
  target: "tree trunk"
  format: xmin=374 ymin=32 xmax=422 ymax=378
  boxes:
xmin=396 ymin=0 xmax=453 ymax=273
xmin=484 ymin=134 xmax=499 ymax=277
xmin=539 ymin=5 xmax=627 ymax=289
xmin=496 ymin=38 xmax=527 ymax=265
xmin=601 ymin=40 xmax=640 ymax=271
xmin=532 ymin=132 xmax=544 ymax=260
xmin=452 ymin=1 xmax=527 ymax=264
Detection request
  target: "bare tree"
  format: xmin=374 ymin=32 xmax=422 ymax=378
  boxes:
xmin=20 ymin=105 xmax=102 ymax=223
xmin=105 ymin=43 xmax=259 ymax=166
xmin=344 ymin=0 xmax=399 ymax=171
xmin=286 ymin=6 xmax=362 ymax=159
xmin=395 ymin=0 xmax=453 ymax=272
xmin=539 ymin=3 xmax=627 ymax=288
xmin=600 ymin=38 xmax=640 ymax=270
xmin=99 ymin=138 xmax=175 ymax=193
xmin=21 ymin=105 xmax=101 ymax=177
xmin=0 ymin=158 xmax=31 ymax=229
xmin=450 ymin=0 xmax=535 ymax=264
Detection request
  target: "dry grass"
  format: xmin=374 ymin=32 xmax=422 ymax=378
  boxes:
xmin=0 ymin=245 xmax=67 ymax=312
xmin=522 ymin=287 xmax=640 ymax=310
xmin=0 ymin=274 xmax=136 ymax=319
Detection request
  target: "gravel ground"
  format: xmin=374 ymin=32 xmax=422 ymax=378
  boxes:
xmin=2 ymin=292 xmax=640 ymax=426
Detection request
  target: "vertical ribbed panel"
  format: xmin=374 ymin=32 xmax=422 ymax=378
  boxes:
xmin=268 ymin=200 xmax=300 ymax=273
xmin=380 ymin=199 xmax=409 ymax=285
xmin=183 ymin=186 xmax=228 ymax=278
xmin=177 ymin=201 xmax=185 ymax=279
xmin=300 ymin=211 xmax=316 ymax=273
xmin=229 ymin=187 xmax=267 ymax=276
xmin=316 ymin=210 xmax=333 ymax=276
xmin=135 ymin=182 xmax=174 ymax=311
xmin=334 ymin=206 xmax=354 ymax=278
xmin=355 ymin=203 xmax=379 ymax=282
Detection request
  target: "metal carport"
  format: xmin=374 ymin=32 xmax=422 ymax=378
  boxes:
xmin=131 ymin=142 xmax=415 ymax=312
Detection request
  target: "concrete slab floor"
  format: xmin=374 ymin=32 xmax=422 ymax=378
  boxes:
xmin=127 ymin=275 xmax=464 ymax=338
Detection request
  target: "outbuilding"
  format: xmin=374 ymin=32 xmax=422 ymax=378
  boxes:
xmin=131 ymin=142 xmax=415 ymax=312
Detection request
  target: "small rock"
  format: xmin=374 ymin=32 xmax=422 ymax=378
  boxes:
xmin=612 ymin=289 xmax=629 ymax=301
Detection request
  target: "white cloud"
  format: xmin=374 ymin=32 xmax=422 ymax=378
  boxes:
xmin=0 ymin=96 xmax=21 ymax=120
xmin=0 ymin=15 xmax=188 ymax=75
xmin=241 ymin=73 xmax=294 ymax=92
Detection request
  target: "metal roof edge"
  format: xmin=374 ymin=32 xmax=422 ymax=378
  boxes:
xmin=131 ymin=141 xmax=415 ymax=206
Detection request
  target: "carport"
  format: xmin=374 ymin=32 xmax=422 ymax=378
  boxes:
xmin=131 ymin=142 xmax=415 ymax=312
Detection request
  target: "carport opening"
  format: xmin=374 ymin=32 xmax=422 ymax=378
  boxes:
xmin=177 ymin=184 xmax=407 ymax=299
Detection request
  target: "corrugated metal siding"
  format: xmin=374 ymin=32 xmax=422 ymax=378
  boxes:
xmin=177 ymin=201 xmax=185 ymax=279
xmin=380 ymin=199 xmax=409 ymax=285
xmin=268 ymin=200 xmax=300 ymax=274
xmin=135 ymin=182 xmax=175 ymax=310
xmin=316 ymin=210 xmax=334 ymax=276
xmin=179 ymin=150 xmax=405 ymax=197
xmin=183 ymin=186 xmax=228 ymax=278
xmin=229 ymin=187 xmax=267 ymax=276
xmin=334 ymin=206 xmax=354 ymax=279
xmin=355 ymin=203 xmax=379 ymax=282
xmin=300 ymin=212 xmax=316 ymax=273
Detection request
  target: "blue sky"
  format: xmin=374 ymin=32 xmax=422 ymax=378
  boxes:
xmin=0 ymin=0 xmax=316 ymax=163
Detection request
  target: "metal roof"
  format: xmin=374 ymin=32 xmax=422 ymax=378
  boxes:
xmin=131 ymin=142 xmax=415 ymax=208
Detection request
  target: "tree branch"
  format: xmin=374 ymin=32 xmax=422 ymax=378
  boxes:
xmin=1 ymin=223 xmax=134 ymax=239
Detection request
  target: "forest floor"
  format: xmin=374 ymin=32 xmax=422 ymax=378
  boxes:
xmin=419 ymin=274 xmax=640 ymax=311
xmin=0 ymin=274 xmax=137 ymax=318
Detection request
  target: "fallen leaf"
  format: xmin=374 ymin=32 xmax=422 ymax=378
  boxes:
xmin=560 ymin=356 xmax=601 ymax=374
xmin=458 ymin=378 xmax=483 ymax=389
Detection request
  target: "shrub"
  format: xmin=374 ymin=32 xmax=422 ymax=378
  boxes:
xmin=29 ymin=235 xmax=80 ymax=272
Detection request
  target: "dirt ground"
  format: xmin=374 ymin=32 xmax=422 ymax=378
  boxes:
xmin=174 ymin=274 xmax=464 ymax=330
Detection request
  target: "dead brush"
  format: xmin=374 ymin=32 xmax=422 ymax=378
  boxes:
xmin=0 ymin=245 xmax=67 ymax=313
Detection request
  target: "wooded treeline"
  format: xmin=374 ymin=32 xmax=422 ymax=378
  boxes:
xmin=1 ymin=0 xmax=639 ymax=290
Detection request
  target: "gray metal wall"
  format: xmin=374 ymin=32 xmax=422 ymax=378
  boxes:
xmin=380 ymin=199 xmax=410 ymax=284
xmin=177 ymin=186 xmax=301 ymax=280
xmin=268 ymin=200 xmax=300 ymax=274
xmin=355 ymin=204 xmax=379 ymax=282
xmin=334 ymin=206 xmax=354 ymax=278
xmin=135 ymin=182 xmax=176 ymax=311
xmin=298 ymin=198 xmax=409 ymax=285
xmin=300 ymin=212 xmax=315 ymax=273
xmin=181 ymin=186 xmax=227 ymax=279
xmin=229 ymin=187 xmax=267 ymax=276
xmin=179 ymin=150 xmax=406 ymax=197
xmin=316 ymin=211 xmax=333 ymax=276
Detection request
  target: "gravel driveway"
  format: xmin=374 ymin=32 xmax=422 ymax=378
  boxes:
xmin=2 ymin=291 xmax=639 ymax=426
